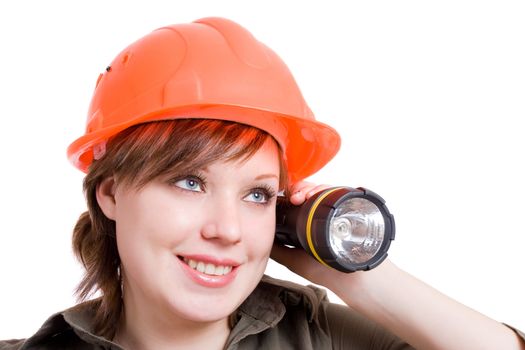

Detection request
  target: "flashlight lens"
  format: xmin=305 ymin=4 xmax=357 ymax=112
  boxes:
xmin=329 ymin=198 xmax=385 ymax=264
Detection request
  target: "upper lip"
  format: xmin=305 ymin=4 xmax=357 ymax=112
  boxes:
xmin=178 ymin=254 xmax=242 ymax=267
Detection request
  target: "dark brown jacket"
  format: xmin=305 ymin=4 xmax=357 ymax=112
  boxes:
xmin=1 ymin=276 xmax=523 ymax=349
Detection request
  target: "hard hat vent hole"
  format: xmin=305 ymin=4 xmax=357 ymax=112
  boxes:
xmin=105 ymin=66 xmax=111 ymax=72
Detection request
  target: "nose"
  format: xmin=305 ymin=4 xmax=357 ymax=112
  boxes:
xmin=201 ymin=197 xmax=242 ymax=244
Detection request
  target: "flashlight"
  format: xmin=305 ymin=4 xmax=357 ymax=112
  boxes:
xmin=275 ymin=187 xmax=395 ymax=273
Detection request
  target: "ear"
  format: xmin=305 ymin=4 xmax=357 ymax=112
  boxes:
xmin=96 ymin=176 xmax=117 ymax=220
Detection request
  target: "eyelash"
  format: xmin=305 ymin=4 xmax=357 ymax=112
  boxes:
xmin=248 ymin=184 xmax=277 ymax=206
xmin=170 ymin=174 xmax=277 ymax=206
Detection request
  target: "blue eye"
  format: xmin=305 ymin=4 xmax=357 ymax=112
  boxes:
xmin=174 ymin=177 xmax=203 ymax=192
xmin=245 ymin=190 xmax=268 ymax=203
xmin=244 ymin=186 xmax=277 ymax=205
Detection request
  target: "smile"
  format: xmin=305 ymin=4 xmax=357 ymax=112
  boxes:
xmin=182 ymin=257 xmax=233 ymax=276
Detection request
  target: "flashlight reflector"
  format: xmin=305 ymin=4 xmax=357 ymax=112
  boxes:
xmin=329 ymin=198 xmax=385 ymax=264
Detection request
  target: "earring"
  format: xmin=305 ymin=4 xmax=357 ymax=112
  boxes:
xmin=117 ymin=265 xmax=124 ymax=298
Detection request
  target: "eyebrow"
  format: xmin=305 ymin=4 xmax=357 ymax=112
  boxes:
xmin=254 ymin=173 xmax=279 ymax=181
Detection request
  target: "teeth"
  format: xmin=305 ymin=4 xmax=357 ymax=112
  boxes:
xmin=205 ymin=263 xmax=215 ymax=274
xmin=183 ymin=258 xmax=233 ymax=276
xmin=196 ymin=261 xmax=205 ymax=273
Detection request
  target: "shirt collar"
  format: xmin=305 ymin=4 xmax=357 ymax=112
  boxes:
xmin=225 ymin=275 xmax=325 ymax=347
xmin=22 ymin=275 xmax=324 ymax=349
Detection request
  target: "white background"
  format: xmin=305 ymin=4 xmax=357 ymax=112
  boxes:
xmin=1 ymin=0 xmax=524 ymax=339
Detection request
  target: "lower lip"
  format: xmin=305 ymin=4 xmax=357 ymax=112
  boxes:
xmin=178 ymin=258 xmax=239 ymax=288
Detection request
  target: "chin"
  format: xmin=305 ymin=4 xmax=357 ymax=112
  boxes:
xmin=167 ymin=297 xmax=238 ymax=323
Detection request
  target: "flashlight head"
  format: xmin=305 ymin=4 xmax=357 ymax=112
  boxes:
xmin=276 ymin=187 xmax=395 ymax=272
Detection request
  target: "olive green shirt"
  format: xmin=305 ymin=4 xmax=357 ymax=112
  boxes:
xmin=1 ymin=275 xmax=523 ymax=349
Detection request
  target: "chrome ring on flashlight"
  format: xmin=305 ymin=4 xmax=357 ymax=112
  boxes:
xmin=276 ymin=187 xmax=395 ymax=273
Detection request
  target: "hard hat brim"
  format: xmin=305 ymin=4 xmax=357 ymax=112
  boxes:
xmin=67 ymin=104 xmax=340 ymax=182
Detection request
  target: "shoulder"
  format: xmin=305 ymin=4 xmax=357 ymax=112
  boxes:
xmin=0 ymin=299 xmax=115 ymax=350
xmin=0 ymin=339 xmax=25 ymax=350
xmin=0 ymin=309 xmax=82 ymax=350
xmin=0 ymin=313 xmax=75 ymax=350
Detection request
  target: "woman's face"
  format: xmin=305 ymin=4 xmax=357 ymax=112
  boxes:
xmin=107 ymin=139 xmax=280 ymax=323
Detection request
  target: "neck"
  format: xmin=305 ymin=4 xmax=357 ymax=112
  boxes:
xmin=113 ymin=286 xmax=231 ymax=350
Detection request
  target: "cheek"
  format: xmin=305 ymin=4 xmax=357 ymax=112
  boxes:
xmin=241 ymin=206 xmax=276 ymax=257
xmin=114 ymin=192 xmax=202 ymax=269
xmin=116 ymin=190 xmax=196 ymax=241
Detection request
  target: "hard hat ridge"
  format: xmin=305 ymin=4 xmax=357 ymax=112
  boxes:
xmin=194 ymin=17 xmax=272 ymax=70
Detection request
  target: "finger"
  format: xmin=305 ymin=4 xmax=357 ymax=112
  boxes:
xmin=304 ymin=184 xmax=332 ymax=200
xmin=289 ymin=190 xmax=306 ymax=205
xmin=289 ymin=181 xmax=315 ymax=204
xmin=290 ymin=184 xmax=331 ymax=205
xmin=289 ymin=181 xmax=316 ymax=194
xmin=289 ymin=181 xmax=330 ymax=205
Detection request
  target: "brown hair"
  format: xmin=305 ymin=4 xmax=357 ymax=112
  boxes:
xmin=72 ymin=119 xmax=288 ymax=338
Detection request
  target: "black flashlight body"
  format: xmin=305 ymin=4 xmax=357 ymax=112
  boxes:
xmin=276 ymin=187 xmax=396 ymax=273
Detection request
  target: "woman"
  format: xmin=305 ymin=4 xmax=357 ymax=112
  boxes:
xmin=1 ymin=17 xmax=523 ymax=350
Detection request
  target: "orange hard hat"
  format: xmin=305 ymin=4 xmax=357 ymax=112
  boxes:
xmin=67 ymin=17 xmax=340 ymax=182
